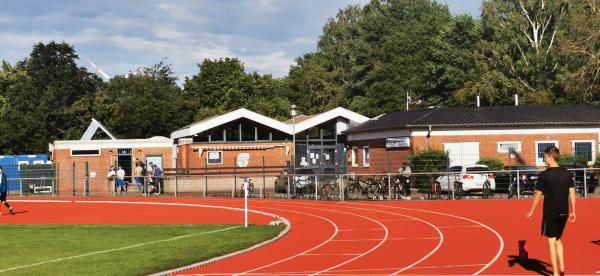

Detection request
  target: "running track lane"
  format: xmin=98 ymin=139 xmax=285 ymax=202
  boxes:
xmin=4 ymin=198 xmax=599 ymax=275
xmin=181 ymin=198 xmax=503 ymax=275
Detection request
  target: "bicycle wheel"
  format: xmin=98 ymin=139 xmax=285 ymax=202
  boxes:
xmin=366 ymin=185 xmax=378 ymax=200
xmin=346 ymin=182 xmax=361 ymax=200
xmin=321 ymin=183 xmax=339 ymax=200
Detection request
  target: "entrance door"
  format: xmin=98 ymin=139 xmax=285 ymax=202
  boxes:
xmin=117 ymin=148 xmax=132 ymax=178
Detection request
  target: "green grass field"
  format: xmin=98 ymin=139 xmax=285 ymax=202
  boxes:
xmin=0 ymin=224 xmax=285 ymax=275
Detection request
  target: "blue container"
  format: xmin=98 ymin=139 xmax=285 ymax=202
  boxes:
xmin=0 ymin=155 xmax=50 ymax=191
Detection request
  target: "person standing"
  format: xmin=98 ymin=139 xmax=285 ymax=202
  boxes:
xmin=152 ymin=164 xmax=163 ymax=195
xmin=398 ymin=162 xmax=412 ymax=199
xmin=116 ymin=166 xmax=127 ymax=195
xmin=526 ymin=146 xmax=576 ymax=276
xmin=134 ymin=164 xmax=144 ymax=193
xmin=107 ymin=166 xmax=116 ymax=194
xmin=0 ymin=166 xmax=14 ymax=215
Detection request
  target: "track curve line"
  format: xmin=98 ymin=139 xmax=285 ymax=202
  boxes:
xmin=353 ymin=202 xmax=505 ymax=275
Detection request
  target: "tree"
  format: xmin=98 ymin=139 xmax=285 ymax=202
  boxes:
xmin=0 ymin=42 xmax=102 ymax=153
xmin=95 ymin=60 xmax=192 ymax=138
xmin=184 ymin=58 xmax=290 ymax=121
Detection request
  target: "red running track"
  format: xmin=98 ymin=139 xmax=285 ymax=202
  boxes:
xmin=1 ymin=197 xmax=599 ymax=275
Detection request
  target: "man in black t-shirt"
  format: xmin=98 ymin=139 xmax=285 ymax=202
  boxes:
xmin=526 ymin=146 xmax=577 ymax=276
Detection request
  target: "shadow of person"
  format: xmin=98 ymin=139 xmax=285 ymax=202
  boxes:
xmin=7 ymin=210 xmax=28 ymax=215
xmin=592 ymin=240 xmax=600 ymax=246
xmin=508 ymin=255 xmax=553 ymax=276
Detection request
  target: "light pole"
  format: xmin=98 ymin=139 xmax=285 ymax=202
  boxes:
xmin=291 ymin=105 xmax=297 ymax=174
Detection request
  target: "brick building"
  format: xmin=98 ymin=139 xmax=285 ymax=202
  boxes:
xmin=345 ymin=105 xmax=600 ymax=174
xmin=49 ymin=119 xmax=174 ymax=195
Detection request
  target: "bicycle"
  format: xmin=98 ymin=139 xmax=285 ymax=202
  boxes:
xmin=239 ymin=178 xmax=255 ymax=198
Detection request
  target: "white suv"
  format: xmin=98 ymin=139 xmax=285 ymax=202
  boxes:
xmin=437 ymin=165 xmax=496 ymax=194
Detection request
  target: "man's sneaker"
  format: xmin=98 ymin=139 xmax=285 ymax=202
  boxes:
xmin=9 ymin=208 xmax=14 ymax=215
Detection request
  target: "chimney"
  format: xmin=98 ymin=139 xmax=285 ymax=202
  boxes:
xmin=476 ymin=94 xmax=481 ymax=108
xmin=514 ymin=94 xmax=519 ymax=106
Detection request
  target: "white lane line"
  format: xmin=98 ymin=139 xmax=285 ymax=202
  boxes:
xmin=275 ymin=201 xmax=444 ymax=276
xmin=332 ymin=237 xmax=439 ymax=242
xmin=0 ymin=226 xmax=240 ymax=274
xmin=235 ymin=208 xmax=340 ymax=275
xmin=338 ymin=228 xmax=383 ymax=232
xmin=354 ymin=203 xmax=505 ymax=275
xmin=438 ymin=225 xmax=484 ymax=229
xmin=303 ymin=253 xmax=361 ymax=256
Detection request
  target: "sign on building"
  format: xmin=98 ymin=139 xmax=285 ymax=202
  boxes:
xmin=237 ymin=153 xmax=250 ymax=168
xmin=386 ymin=137 xmax=410 ymax=148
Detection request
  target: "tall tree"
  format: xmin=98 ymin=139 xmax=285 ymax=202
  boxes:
xmin=0 ymin=42 xmax=102 ymax=153
xmin=95 ymin=60 xmax=192 ymax=138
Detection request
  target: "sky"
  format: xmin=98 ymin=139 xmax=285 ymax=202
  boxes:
xmin=0 ymin=0 xmax=482 ymax=82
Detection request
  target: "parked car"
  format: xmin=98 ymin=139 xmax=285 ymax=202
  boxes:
xmin=436 ymin=165 xmax=496 ymax=196
xmin=559 ymin=162 xmax=597 ymax=195
xmin=494 ymin=166 xmax=539 ymax=198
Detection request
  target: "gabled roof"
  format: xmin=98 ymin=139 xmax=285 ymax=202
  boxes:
xmin=346 ymin=105 xmax=600 ymax=133
xmin=294 ymin=107 xmax=369 ymax=133
xmin=171 ymin=107 xmax=370 ymax=139
xmin=171 ymin=108 xmax=292 ymax=139
xmin=80 ymin=118 xmax=117 ymax=140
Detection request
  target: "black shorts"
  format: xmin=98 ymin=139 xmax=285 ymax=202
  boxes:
xmin=0 ymin=192 xmax=6 ymax=202
xmin=541 ymin=214 xmax=568 ymax=239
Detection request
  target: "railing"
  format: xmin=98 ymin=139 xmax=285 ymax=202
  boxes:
xmin=6 ymin=168 xmax=599 ymax=200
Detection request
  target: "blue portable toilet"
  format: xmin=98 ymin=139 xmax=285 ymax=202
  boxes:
xmin=0 ymin=155 xmax=50 ymax=192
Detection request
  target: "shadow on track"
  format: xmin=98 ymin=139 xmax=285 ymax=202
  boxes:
xmin=508 ymin=255 xmax=552 ymax=276
xmin=4 ymin=210 xmax=28 ymax=215
xmin=592 ymin=240 xmax=600 ymax=246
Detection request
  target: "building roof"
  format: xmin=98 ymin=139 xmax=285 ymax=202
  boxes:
xmin=80 ymin=118 xmax=117 ymax=140
xmin=284 ymin=114 xmax=314 ymax=124
xmin=346 ymin=105 xmax=600 ymax=133
xmin=171 ymin=107 xmax=370 ymax=139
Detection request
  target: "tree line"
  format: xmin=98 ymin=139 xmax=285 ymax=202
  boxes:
xmin=0 ymin=0 xmax=598 ymax=154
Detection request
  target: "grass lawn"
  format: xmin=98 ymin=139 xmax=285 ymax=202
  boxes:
xmin=0 ymin=224 xmax=285 ymax=275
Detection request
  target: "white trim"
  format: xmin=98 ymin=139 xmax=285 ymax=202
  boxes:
xmin=412 ymin=127 xmax=600 ymax=137
xmin=572 ymin=140 xmax=596 ymax=164
xmin=497 ymin=141 xmax=522 ymax=153
xmin=172 ymin=108 xmax=292 ymax=139
xmin=70 ymin=149 xmax=101 ymax=157
xmin=362 ymin=146 xmax=370 ymax=167
xmin=351 ymin=147 xmax=358 ymax=167
xmin=53 ymin=138 xmax=173 ymax=150
xmin=294 ymin=107 xmax=369 ymax=134
xmin=206 ymin=151 xmax=224 ymax=165
xmin=535 ymin=141 xmax=559 ymax=166
xmin=80 ymin=118 xmax=117 ymax=140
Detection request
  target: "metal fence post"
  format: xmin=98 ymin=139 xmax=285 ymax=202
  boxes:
xmin=174 ymin=175 xmax=179 ymax=197
xmin=450 ymin=173 xmax=455 ymax=200
xmin=72 ymin=162 xmax=76 ymax=196
xmin=340 ymin=174 xmax=344 ymax=202
xmin=261 ymin=156 xmax=265 ymax=198
xmin=388 ymin=173 xmax=392 ymax=201
xmin=233 ymin=160 xmax=237 ymax=198
xmin=315 ymin=176 xmax=319 ymax=201
xmin=516 ymin=170 xmax=521 ymax=199
xmin=583 ymin=168 xmax=588 ymax=198
xmin=287 ymin=175 xmax=291 ymax=199
xmin=204 ymin=162 xmax=208 ymax=197
xmin=84 ymin=162 xmax=89 ymax=197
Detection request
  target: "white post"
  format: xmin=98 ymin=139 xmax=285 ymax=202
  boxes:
xmin=583 ymin=168 xmax=588 ymax=198
xmin=243 ymin=177 xmax=248 ymax=228
xmin=516 ymin=170 xmax=521 ymax=199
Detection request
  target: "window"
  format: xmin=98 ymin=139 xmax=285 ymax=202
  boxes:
xmin=573 ymin=141 xmax=595 ymax=163
xmin=363 ymin=147 xmax=370 ymax=167
xmin=225 ymin=124 xmax=240 ymax=142
xmin=535 ymin=141 xmax=558 ymax=165
xmin=256 ymin=125 xmax=271 ymax=141
xmin=208 ymin=128 xmax=223 ymax=142
xmin=241 ymin=124 xmax=255 ymax=141
xmin=497 ymin=141 xmax=522 ymax=153
xmin=351 ymin=147 xmax=358 ymax=167
xmin=71 ymin=149 xmax=100 ymax=156
xmin=207 ymin=151 xmax=223 ymax=165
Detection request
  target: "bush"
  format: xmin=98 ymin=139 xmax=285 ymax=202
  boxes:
xmin=559 ymin=153 xmax=589 ymax=166
xmin=477 ymin=157 xmax=504 ymax=171
xmin=407 ymin=149 xmax=450 ymax=173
